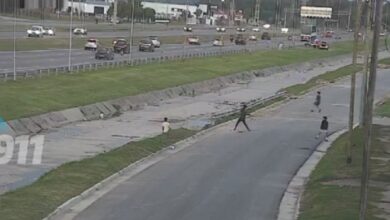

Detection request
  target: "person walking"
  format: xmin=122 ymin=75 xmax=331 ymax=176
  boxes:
xmin=162 ymin=117 xmax=170 ymax=135
xmin=311 ymin=91 xmax=322 ymax=113
xmin=316 ymin=116 xmax=329 ymax=141
xmin=234 ymin=104 xmax=251 ymax=132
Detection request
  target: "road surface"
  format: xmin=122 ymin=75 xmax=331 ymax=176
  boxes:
xmin=67 ymin=70 xmax=390 ymax=220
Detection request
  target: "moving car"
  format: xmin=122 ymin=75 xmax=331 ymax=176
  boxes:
xmin=318 ymin=41 xmax=329 ymax=50
xmin=216 ymin=27 xmax=226 ymax=32
xmin=252 ymin=27 xmax=260 ymax=32
xmin=73 ymin=27 xmax=87 ymax=35
xmin=212 ymin=38 xmax=224 ymax=46
xmin=27 ymin=26 xmax=44 ymax=38
xmin=43 ymin=27 xmax=55 ymax=36
xmin=139 ymin=39 xmax=155 ymax=52
xmin=249 ymin=35 xmax=257 ymax=41
xmin=95 ymin=48 xmax=114 ymax=60
xmin=184 ymin=26 xmax=192 ymax=32
xmin=235 ymin=34 xmax=246 ymax=45
xmin=148 ymin=36 xmax=161 ymax=48
xmin=324 ymin=31 xmax=334 ymax=38
xmin=236 ymin=27 xmax=246 ymax=32
xmin=187 ymin=36 xmax=200 ymax=45
xmin=261 ymin=32 xmax=271 ymax=40
xmin=84 ymin=38 xmax=98 ymax=50
xmin=113 ymin=39 xmax=130 ymax=54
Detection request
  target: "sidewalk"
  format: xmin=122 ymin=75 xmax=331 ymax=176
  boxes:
xmin=0 ymin=52 xmax=388 ymax=195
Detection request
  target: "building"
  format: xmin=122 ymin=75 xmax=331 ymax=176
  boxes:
xmin=0 ymin=0 xmax=62 ymax=12
xmin=63 ymin=0 xmax=113 ymax=15
xmin=141 ymin=1 xmax=208 ymax=20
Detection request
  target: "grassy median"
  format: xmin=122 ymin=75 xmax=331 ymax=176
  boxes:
xmin=0 ymin=128 xmax=196 ymax=220
xmin=376 ymin=99 xmax=390 ymax=117
xmin=0 ymin=42 xmax=354 ymax=120
xmin=298 ymin=126 xmax=390 ymax=220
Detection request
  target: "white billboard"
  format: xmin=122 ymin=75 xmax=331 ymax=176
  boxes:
xmin=300 ymin=6 xmax=332 ymax=18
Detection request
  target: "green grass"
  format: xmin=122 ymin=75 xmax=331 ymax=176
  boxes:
xmin=379 ymin=57 xmax=390 ymax=65
xmin=298 ymin=126 xmax=390 ymax=220
xmin=0 ymin=128 xmax=196 ymax=220
xmin=0 ymin=41 xmax=354 ymax=120
xmin=282 ymin=64 xmax=363 ymax=96
xmin=376 ymin=99 xmax=390 ymax=117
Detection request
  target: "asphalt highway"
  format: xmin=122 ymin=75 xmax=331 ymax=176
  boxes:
xmin=69 ymin=70 xmax=390 ymax=220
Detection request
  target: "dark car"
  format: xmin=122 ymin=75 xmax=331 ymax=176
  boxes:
xmin=95 ymin=48 xmax=114 ymax=60
xmin=139 ymin=39 xmax=155 ymax=52
xmin=113 ymin=39 xmax=130 ymax=54
xmin=184 ymin=26 xmax=193 ymax=32
xmin=261 ymin=32 xmax=271 ymax=40
xmin=235 ymin=34 xmax=246 ymax=45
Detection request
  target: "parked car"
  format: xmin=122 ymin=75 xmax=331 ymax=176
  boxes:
xmin=249 ymin=35 xmax=257 ymax=41
xmin=84 ymin=38 xmax=98 ymax=50
xmin=213 ymin=38 xmax=224 ymax=46
xmin=318 ymin=41 xmax=329 ymax=50
xmin=148 ymin=36 xmax=161 ymax=48
xmin=113 ymin=39 xmax=130 ymax=54
xmin=73 ymin=27 xmax=87 ymax=35
xmin=95 ymin=48 xmax=114 ymax=60
xmin=43 ymin=27 xmax=55 ymax=36
xmin=261 ymin=32 xmax=271 ymax=40
xmin=187 ymin=36 xmax=200 ymax=45
xmin=235 ymin=34 xmax=246 ymax=45
xmin=139 ymin=39 xmax=155 ymax=52
xmin=236 ymin=27 xmax=246 ymax=32
xmin=216 ymin=27 xmax=226 ymax=32
xmin=324 ymin=31 xmax=334 ymax=38
xmin=184 ymin=26 xmax=192 ymax=32
xmin=27 ymin=26 xmax=44 ymax=38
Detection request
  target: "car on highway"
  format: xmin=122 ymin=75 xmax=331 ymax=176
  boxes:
xmin=139 ymin=39 xmax=155 ymax=52
xmin=84 ymin=38 xmax=99 ymax=50
xmin=212 ymin=38 xmax=224 ymax=47
xmin=187 ymin=36 xmax=200 ymax=45
xmin=236 ymin=27 xmax=246 ymax=32
xmin=249 ymin=35 xmax=257 ymax=41
xmin=95 ymin=47 xmax=114 ymax=60
xmin=252 ymin=27 xmax=260 ymax=32
xmin=27 ymin=26 xmax=44 ymax=38
xmin=148 ymin=36 xmax=161 ymax=48
xmin=73 ymin=27 xmax=88 ymax=35
xmin=318 ymin=41 xmax=329 ymax=50
xmin=113 ymin=39 xmax=130 ymax=54
xmin=184 ymin=26 xmax=193 ymax=32
xmin=261 ymin=32 xmax=271 ymax=40
xmin=43 ymin=27 xmax=55 ymax=36
xmin=216 ymin=27 xmax=226 ymax=32
xmin=235 ymin=34 xmax=246 ymax=45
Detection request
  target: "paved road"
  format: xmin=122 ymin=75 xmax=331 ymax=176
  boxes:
xmin=69 ymin=71 xmax=390 ymax=220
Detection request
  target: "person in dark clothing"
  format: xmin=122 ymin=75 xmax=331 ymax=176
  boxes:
xmin=316 ymin=116 xmax=329 ymax=141
xmin=311 ymin=91 xmax=322 ymax=113
xmin=234 ymin=104 xmax=251 ymax=132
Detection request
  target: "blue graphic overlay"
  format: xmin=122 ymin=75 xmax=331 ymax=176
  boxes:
xmin=0 ymin=117 xmax=9 ymax=133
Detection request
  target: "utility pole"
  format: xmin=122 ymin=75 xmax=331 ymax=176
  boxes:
xmin=13 ymin=0 xmax=17 ymax=81
xmin=359 ymin=0 xmax=382 ymax=219
xmin=346 ymin=0 xmax=362 ymax=164
xmin=68 ymin=0 xmax=73 ymax=72
xmin=128 ymin=0 xmax=135 ymax=63
xmin=113 ymin=0 xmax=118 ymax=25
xmin=254 ymin=0 xmax=261 ymax=25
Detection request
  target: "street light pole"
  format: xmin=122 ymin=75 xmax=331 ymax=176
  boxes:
xmin=13 ymin=0 xmax=17 ymax=81
xmin=68 ymin=0 xmax=73 ymax=72
xmin=128 ymin=0 xmax=135 ymax=63
xmin=359 ymin=0 xmax=382 ymax=219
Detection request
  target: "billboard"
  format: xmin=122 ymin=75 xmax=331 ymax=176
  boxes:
xmin=300 ymin=6 xmax=332 ymax=19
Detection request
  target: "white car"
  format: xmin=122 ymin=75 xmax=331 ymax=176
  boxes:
xmin=213 ymin=38 xmax=224 ymax=46
xmin=252 ymin=27 xmax=260 ymax=32
xmin=43 ymin=27 xmax=55 ymax=36
xmin=27 ymin=26 xmax=44 ymax=38
xmin=236 ymin=27 xmax=246 ymax=32
xmin=216 ymin=27 xmax=226 ymax=32
xmin=249 ymin=35 xmax=257 ymax=41
xmin=187 ymin=36 xmax=200 ymax=45
xmin=73 ymin=27 xmax=88 ymax=35
xmin=84 ymin=38 xmax=98 ymax=50
xmin=148 ymin=36 xmax=161 ymax=48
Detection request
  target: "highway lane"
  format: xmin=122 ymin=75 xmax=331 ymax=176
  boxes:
xmin=70 ymin=70 xmax=390 ymax=220
xmin=0 ymin=38 xmax=304 ymax=73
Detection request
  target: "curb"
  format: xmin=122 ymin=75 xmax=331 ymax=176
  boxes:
xmin=43 ymin=94 xmax=286 ymax=220
xmin=276 ymin=128 xmax=350 ymax=220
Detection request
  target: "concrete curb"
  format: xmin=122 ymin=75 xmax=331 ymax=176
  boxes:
xmin=276 ymin=128 xmax=349 ymax=220
xmin=43 ymin=94 xmax=286 ymax=220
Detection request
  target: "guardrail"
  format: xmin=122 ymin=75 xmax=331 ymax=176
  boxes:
xmin=0 ymin=43 xmax=283 ymax=82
